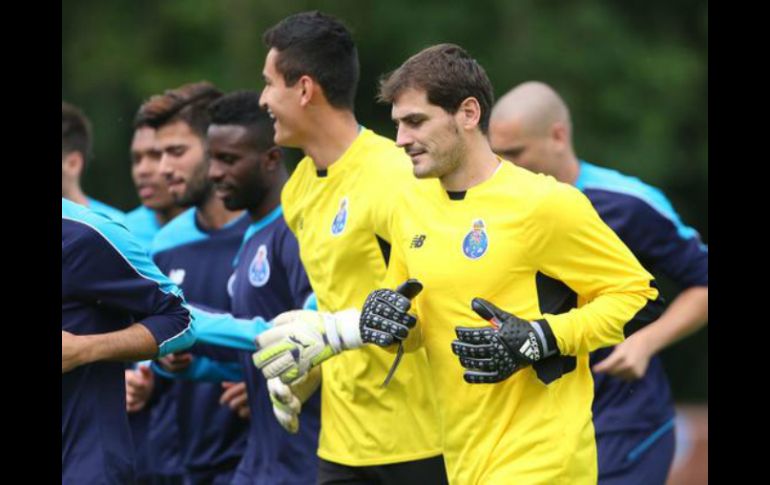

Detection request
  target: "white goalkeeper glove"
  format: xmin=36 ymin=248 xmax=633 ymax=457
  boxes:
xmin=252 ymin=309 xmax=362 ymax=384
xmin=267 ymin=366 xmax=322 ymax=434
xmin=268 ymin=377 xmax=301 ymax=433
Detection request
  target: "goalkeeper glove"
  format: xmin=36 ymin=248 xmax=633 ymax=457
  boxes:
xmin=252 ymin=280 xmax=422 ymax=385
xmin=267 ymin=366 xmax=322 ymax=434
xmin=268 ymin=378 xmax=301 ymax=433
xmin=452 ymin=298 xmax=559 ymax=384
xmin=253 ymin=309 xmax=361 ymax=384
xmin=360 ymin=279 xmax=422 ymax=347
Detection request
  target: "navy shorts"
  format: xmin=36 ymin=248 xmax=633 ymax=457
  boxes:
xmin=597 ymin=418 xmax=676 ymax=485
xmin=317 ymin=455 xmax=448 ymax=485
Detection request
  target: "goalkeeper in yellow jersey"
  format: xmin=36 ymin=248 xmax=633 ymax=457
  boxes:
xmin=252 ymin=11 xmax=446 ymax=484
xmin=255 ymin=43 xmax=663 ymax=484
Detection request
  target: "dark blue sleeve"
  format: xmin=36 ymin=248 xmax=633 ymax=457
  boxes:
xmin=585 ymin=190 xmax=708 ymax=288
xmin=275 ymin=224 xmax=314 ymax=309
xmin=64 ymin=220 xmax=194 ymax=355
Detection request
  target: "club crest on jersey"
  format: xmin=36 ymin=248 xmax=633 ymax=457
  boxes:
xmin=331 ymin=196 xmax=349 ymax=236
xmin=168 ymin=269 xmax=186 ymax=285
xmin=227 ymin=272 xmax=236 ymax=298
xmin=248 ymin=245 xmax=270 ymax=287
xmin=462 ymin=219 xmax=489 ymax=259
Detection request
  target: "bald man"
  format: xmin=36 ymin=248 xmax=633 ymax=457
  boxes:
xmin=489 ymin=81 xmax=708 ymax=485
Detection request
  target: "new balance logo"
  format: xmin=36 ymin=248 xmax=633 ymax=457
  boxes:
xmin=410 ymin=235 xmax=427 ymax=248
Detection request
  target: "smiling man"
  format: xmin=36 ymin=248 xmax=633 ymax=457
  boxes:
xmin=253 ymin=11 xmax=446 ymax=485
xmin=254 ymin=43 xmax=665 ymax=484
xmin=138 ymin=82 xmax=251 ymax=484
xmin=205 ymin=90 xmax=321 ymax=484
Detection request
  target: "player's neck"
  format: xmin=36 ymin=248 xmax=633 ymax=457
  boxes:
xmin=557 ymin=154 xmax=581 ymax=186
xmin=248 ymin=188 xmax=281 ymax=222
xmin=195 ymin=193 xmax=243 ymax=231
xmin=302 ymin=110 xmax=360 ymax=170
xmin=63 ymin=185 xmax=89 ymax=206
xmin=155 ymin=205 xmax=184 ymax=226
xmin=440 ymin=141 xmax=501 ymax=192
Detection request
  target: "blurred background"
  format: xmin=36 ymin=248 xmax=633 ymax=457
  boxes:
xmin=62 ymin=1 xmax=707 ymax=481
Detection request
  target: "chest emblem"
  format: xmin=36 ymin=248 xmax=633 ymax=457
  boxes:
xmin=462 ymin=219 xmax=489 ymax=260
xmin=331 ymin=196 xmax=349 ymax=236
xmin=248 ymin=244 xmax=271 ymax=287
xmin=227 ymin=272 xmax=236 ymax=298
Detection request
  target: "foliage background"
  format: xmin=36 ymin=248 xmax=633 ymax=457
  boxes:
xmin=62 ymin=0 xmax=708 ymax=400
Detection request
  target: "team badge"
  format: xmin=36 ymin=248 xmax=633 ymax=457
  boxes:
xmin=168 ymin=268 xmax=186 ymax=285
xmin=227 ymin=272 xmax=236 ymax=298
xmin=248 ymin=245 xmax=270 ymax=287
xmin=462 ymin=219 xmax=489 ymax=259
xmin=331 ymin=196 xmax=349 ymax=236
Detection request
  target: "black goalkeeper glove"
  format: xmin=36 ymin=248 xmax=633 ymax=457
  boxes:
xmin=360 ymin=279 xmax=422 ymax=347
xmin=360 ymin=279 xmax=422 ymax=387
xmin=452 ymin=297 xmax=560 ymax=384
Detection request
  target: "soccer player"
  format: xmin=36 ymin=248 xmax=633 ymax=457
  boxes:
xmin=62 ymin=101 xmax=126 ymax=222
xmin=204 ymin=89 xmax=321 ymax=483
xmin=488 ymin=81 xmax=709 ymax=484
xmin=254 ymin=44 xmax=664 ymax=484
xmin=62 ymin=198 xmax=194 ymax=484
xmin=138 ymin=81 xmax=250 ymax=485
xmin=123 ymin=119 xmax=184 ymax=247
xmin=136 ymin=90 xmax=322 ymax=483
xmin=121 ymin=107 xmax=184 ymax=485
xmin=254 ymin=11 xmax=446 ymax=484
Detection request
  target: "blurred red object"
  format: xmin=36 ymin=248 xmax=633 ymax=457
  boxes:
xmin=667 ymin=405 xmax=708 ymax=484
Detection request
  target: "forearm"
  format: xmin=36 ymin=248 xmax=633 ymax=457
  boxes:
xmin=190 ymin=305 xmax=270 ymax=352
xmin=151 ymin=355 xmax=243 ymax=382
xmin=632 ymin=286 xmax=708 ymax=355
xmin=546 ymin=285 xmax=659 ymax=356
xmin=78 ymin=323 xmax=158 ymax=365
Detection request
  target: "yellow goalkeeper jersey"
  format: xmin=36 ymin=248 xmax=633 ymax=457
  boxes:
xmin=383 ymin=160 xmax=659 ymax=484
xmin=281 ymin=128 xmax=442 ymax=466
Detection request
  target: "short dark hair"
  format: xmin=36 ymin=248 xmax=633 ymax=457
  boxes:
xmin=263 ymin=11 xmax=359 ymax=110
xmin=62 ymin=101 xmax=92 ymax=161
xmin=208 ymin=90 xmax=276 ymax=152
xmin=135 ymin=81 xmax=222 ymax=137
xmin=378 ymin=43 xmax=495 ymax=133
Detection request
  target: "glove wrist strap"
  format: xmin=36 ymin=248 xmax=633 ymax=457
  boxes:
xmin=531 ymin=318 xmax=559 ymax=358
xmin=327 ymin=309 xmax=363 ymax=352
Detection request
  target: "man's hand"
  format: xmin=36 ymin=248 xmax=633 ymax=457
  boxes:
xmin=125 ymin=365 xmax=154 ymax=413
xmin=157 ymin=352 xmax=194 ymax=373
xmin=252 ymin=309 xmax=361 ymax=384
xmin=360 ymin=279 xmax=422 ymax=347
xmin=62 ymin=330 xmax=89 ymax=373
xmin=220 ymin=382 xmax=249 ymax=419
xmin=252 ymin=280 xmax=422 ymax=384
xmin=592 ymin=332 xmax=652 ymax=380
xmin=452 ymin=298 xmax=559 ymax=384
